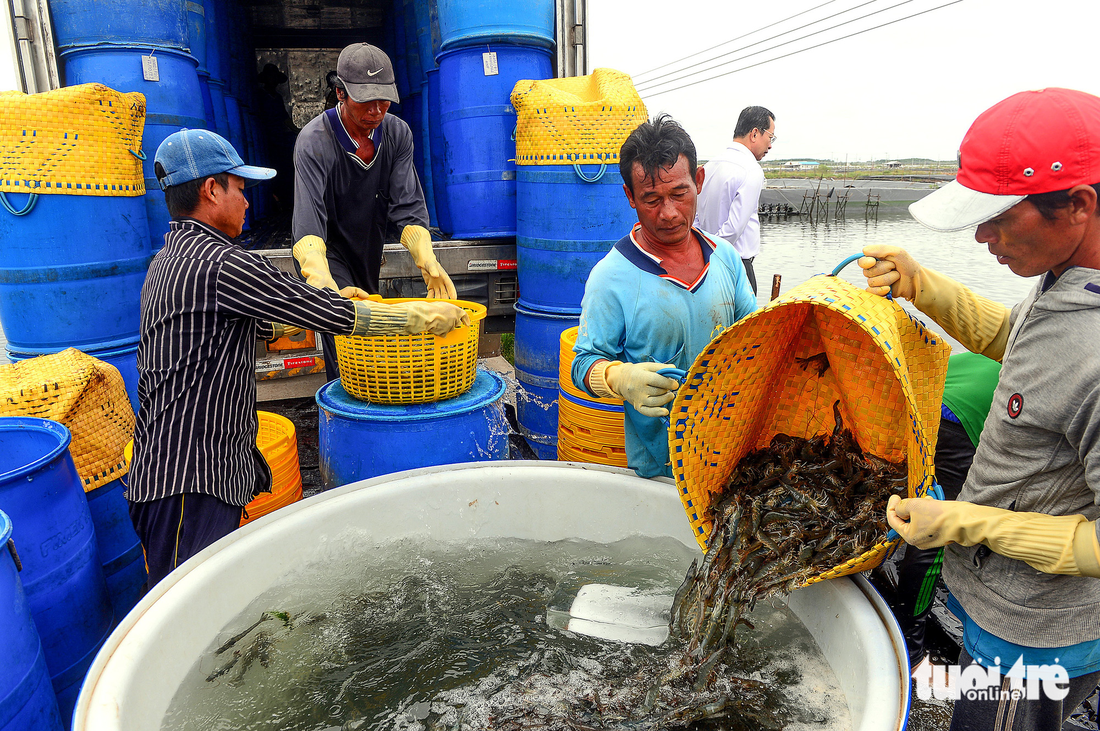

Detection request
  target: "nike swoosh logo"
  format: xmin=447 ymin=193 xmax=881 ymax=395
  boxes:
xmin=366 ymin=68 xmax=384 ymax=77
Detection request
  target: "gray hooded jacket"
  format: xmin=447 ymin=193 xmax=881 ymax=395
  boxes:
xmin=943 ymin=266 xmax=1100 ymax=647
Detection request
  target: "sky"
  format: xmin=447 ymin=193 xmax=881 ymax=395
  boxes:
xmin=588 ymin=0 xmax=1097 ymax=163
xmin=2 ymin=0 xmax=1093 ymax=163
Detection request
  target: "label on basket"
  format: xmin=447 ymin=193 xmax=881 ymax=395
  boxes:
xmin=142 ymin=54 xmax=160 ymax=82
xmin=468 ymin=259 xmax=517 ymax=272
xmin=283 ymin=356 xmax=317 ymax=369
xmin=482 ymin=51 xmax=499 ymax=76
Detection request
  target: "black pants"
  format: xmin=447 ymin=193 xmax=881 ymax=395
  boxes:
xmin=895 ymin=418 xmax=974 ymax=664
xmin=129 ymin=493 xmax=243 ymax=589
xmin=949 ymin=648 xmax=1100 ymax=731
xmin=742 ymin=257 xmax=757 ymax=296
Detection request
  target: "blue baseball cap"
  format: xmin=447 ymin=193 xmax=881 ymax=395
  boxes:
xmin=154 ymin=129 xmax=275 ymax=190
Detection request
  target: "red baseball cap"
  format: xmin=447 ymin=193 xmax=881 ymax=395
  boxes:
xmin=910 ymin=88 xmax=1100 ymax=232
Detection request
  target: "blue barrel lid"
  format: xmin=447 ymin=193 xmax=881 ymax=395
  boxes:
xmin=513 ymin=301 xmax=582 ymax=319
xmin=317 ymin=368 xmax=506 ymax=421
xmin=0 ymin=417 xmax=73 ymax=485
xmin=0 ymin=509 xmax=10 ymax=545
xmin=558 ymin=388 xmax=625 ymax=414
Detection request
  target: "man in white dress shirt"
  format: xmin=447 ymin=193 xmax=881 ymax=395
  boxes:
xmin=694 ymin=106 xmax=775 ymax=295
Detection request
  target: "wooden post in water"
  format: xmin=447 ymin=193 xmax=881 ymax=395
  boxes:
xmin=770 ymin=274 xmax=781 ymax=300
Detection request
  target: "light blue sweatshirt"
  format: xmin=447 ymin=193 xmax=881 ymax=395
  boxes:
xmin=571 ymin=226 xmax=757 ymax=477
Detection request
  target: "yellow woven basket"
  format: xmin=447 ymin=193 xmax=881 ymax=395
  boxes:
xmin=0 ymin=83 xmax=146 ymax=196
xmin=0 ymin=348 xmax=134 ymax=491
xmin=511 ymin=68 xmax=648 ymax=165
xmin=668 ymin=275 xmax=950 ymax=584
xmin=334 ymin=298 xmax=487 ymax=404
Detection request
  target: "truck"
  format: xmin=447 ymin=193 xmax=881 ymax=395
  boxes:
xmin=0 ymin=0 xmax=589 ymax=398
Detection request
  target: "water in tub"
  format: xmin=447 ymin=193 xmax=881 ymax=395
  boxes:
xmin=161 ymin=536 xmax=851 ymax=730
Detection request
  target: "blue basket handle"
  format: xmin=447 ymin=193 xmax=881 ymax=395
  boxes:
xmin=574 ymin=163 xmax=607 ymax=183
xmin=129 ymin=148 xmax=147 ymax=161
xmin=0 ymin=191 xmax=37 ymax=216
xmin=830 ymin=253 xmax=864 ymax=276
xmin=886 ymin=479 xmax=945 ymax=542
xmin=831 ymin=252 xmax=893 ymax=300
xmin=657 ymin=367 xmax=688 ymax=429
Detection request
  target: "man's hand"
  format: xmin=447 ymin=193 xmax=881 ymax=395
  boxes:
xmin=402 ymin=301 xmax=470 ymax=336
xmin=401 ymin=225 xmax=457 ymax=299
xmin=339 ymin=286 xmax=372 ymax=301
xmin=858 ymin=245 xmax=922 ymax=300
xmin=886 ymin=494 xmax=950 ymax=549
xmin=604 ymin=362 xmax=681 ymax=418
xmin=292 ymin=235 xmax=339 ymax=291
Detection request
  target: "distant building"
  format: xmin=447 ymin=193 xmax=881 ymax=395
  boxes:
xmin=884 ymin=161 xmax=902 ymax=169
xmin=782 ymin=161 xmax=819 ymax=170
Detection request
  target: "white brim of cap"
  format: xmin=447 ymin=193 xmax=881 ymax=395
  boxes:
xmin=227 ymin=164 xmax=277 ymax=187
xmin=908 ymin=180 xmax=1025 ymax=232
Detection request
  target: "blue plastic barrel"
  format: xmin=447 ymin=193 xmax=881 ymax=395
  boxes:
xmin=391 ymin=0 xmax=410 ymax=99
xmin=0 ymin=510 xmax=65 ymax=731
xmin=419 ymin=83 xmax=436 ymax=227
xmin=516 ymin=163 xmax=636 ymax=313
xmin=85 ymin=478 xmax=146 ymax=619
xmin=49 ymin=0 xmax=189 ymax=50
xmin=186 ymin=0 xmax=206 ymax=71
xmin=413 ymin=0 xmax=436 ymax=74
xmin=513 ymin=303 xmax=580 ymax=459
xmin=60 ymin=45 xmax=206 ymax=250
xmin=207 ymin=80 xmax=230 ymax=140
xmin=426 ymin=68 xmax=452 ymax=235
xmin=203 ymin=0 xmax=223 ymax=81
xmin=436 ymin=0 xmax=555 ymax=51
xmin=0 ymin=193 xmax=150 ymax=353
xmin=317 ymin=369 xmax=508 ymax=489
xmin=0 ymin=418 xmax=114 ymax=723
xmin=402 ymin=0 xmax=423 ymax=88
xmin=5 ymin=345 xmax=138 ymax=414
xmin=401 ymin=91 xmax=425 ymax=198
xmin=438 ymin=45 xmax=552 ymax=239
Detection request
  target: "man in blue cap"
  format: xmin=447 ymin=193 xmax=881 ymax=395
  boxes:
xmin=128 ymin=129 xmax=467 ymax=588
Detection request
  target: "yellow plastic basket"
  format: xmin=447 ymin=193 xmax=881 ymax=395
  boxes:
xmin=334 ymin=298 xmax=487 ymax=404
xmin=668 ymin=275 xmax=950 ymax=584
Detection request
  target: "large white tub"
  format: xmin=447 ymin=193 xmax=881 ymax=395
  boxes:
xmin=74 ymin=462 xmax=910 ymax=730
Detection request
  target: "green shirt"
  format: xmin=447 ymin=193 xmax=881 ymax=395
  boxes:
xmin=941 ymin=352 xmax=1002 ymax=447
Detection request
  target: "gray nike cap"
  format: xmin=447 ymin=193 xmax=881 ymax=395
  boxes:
xmin=336 ymin=42 xmax=400 ymax=104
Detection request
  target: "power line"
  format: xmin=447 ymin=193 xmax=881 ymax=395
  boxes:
xmin=632 ymin=0 xmax=840 ymax=80
xmin=641 ymin=0 xmax=964 ymax=98
xmin=636 ymin=0 xmax=918 ymax=93
xmin=635 ymin=0 xmax=881 ymax=89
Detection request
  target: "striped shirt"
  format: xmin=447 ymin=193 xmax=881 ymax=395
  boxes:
xmin=128 ymin=218 xmax=357 ymax=506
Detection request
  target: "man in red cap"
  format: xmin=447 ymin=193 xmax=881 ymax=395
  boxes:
xmin=860 ymin=88 xmax=1100 ymax=729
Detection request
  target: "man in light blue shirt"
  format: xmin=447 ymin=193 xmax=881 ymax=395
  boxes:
xmin=571 ymin=114 xmax=757 ymax=478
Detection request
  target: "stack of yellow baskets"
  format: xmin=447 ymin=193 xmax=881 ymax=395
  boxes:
xmin=556 ymin=326 xmax=628 ymax=467
xmin=241 ymin=412 xmax=303 ymax=525
xmin=333 ymin=298 xmax=488 ymax=404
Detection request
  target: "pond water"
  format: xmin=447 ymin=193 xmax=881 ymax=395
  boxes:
xmin=0 ymin=210 xmax=1036 ymax=362
xmin=161 ymin=536 xmax=852 ymax=731
xmin=755 ymin=210 xmax=1037 ymax=352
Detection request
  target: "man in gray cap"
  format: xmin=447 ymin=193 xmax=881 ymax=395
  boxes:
xmin=292 ymin=42 xmax=456 ymax=380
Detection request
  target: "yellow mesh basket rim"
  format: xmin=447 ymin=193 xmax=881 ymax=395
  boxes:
xmin=335 ymin=298 xmax=487 ymax=405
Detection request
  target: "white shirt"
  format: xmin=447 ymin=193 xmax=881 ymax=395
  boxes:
xmin=694 ymin=140 xmax=765 ymax=259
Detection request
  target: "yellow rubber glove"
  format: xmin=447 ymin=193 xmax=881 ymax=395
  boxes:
xmin=859 ymin=245 xmax=1011 ymax=361
xmin=887 ymin=495 xmax=1100 ymax=577
xmin=350 ymin=300 xmax=470 ymax=337
xmin=401 ymin=225 xmax=457 ymax=300
xmin=269 ymin=323 xmax=304 ymax=340
xmin=292 ymin=235 xmax=339 ymax=292
xmin=587 ymin=360 xmax=680 ymax=417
